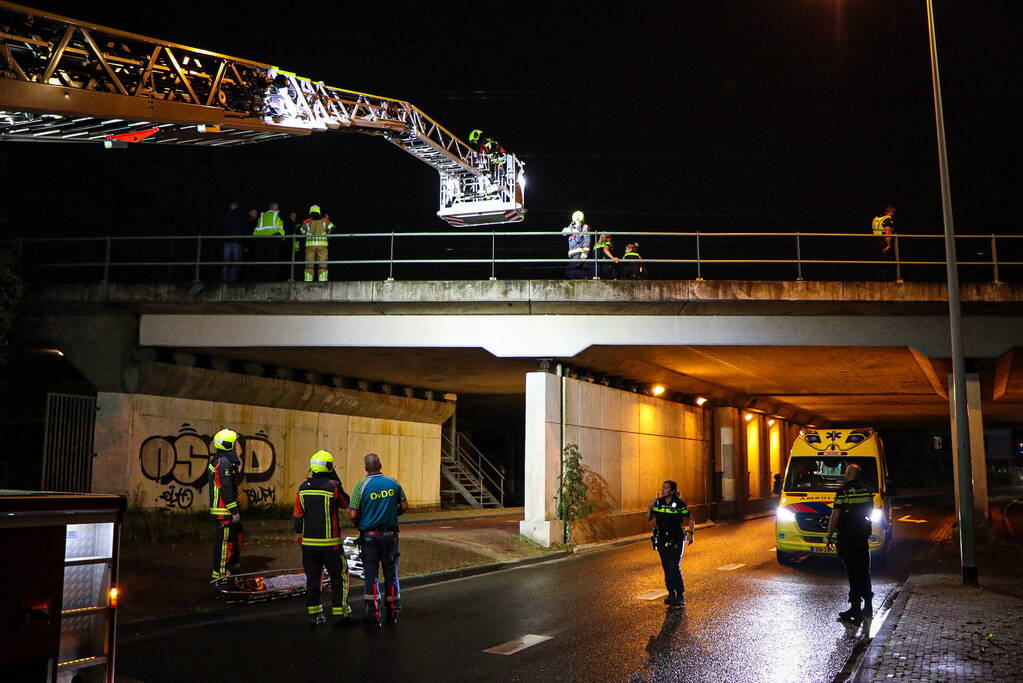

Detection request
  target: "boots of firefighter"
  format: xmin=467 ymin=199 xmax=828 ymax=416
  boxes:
xmin=317 ymin=269 xmax=328 ymax=282
xmin=838 ymin=600 xmax=862 ymax=624
xmin=862 ymin=596 xmax=874 ymax=617
xmin=304 ymin=270 xmax=314 ymax=282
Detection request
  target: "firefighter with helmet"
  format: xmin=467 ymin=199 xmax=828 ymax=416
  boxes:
xmin=293 ymin=450 xmax=358 ymax=626
xmin=209 ymin=428 xmax=244 ymax=580
xmin=562 ymin=210 xmax=591 ymax=279
xmin=301 ymin=204 xmax=332 ymax=282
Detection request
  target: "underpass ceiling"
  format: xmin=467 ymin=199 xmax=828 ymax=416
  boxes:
xmin=177 ymin=345 xmax=1023 ymax=426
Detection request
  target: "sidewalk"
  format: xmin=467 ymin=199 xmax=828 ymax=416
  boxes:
xmin=856 ymin=574 xmax=1023 ymax=682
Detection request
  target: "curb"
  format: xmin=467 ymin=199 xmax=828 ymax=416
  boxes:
xmin=117 ymin=549 xmax=568 ymax=643
xmin=850 ymin=576 xmax=917 ymax=683
xmin=400 ymin=508 xmax=525 ymax=526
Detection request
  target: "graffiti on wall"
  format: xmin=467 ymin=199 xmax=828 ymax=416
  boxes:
xmin=138 ymin=424 xmax=278 ymax=510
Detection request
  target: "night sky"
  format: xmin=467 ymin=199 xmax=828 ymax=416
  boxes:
xmin=1 ymin=0 xmax=1021 ymax=241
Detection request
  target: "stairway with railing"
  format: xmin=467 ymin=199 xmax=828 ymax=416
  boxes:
xmin=440 ymin=432 xmax=504 ymax=509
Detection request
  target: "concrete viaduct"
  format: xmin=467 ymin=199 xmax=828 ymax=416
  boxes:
xmin=26 ymin=278 xmax=1023 ymax=545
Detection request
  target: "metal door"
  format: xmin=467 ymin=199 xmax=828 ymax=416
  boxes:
xmin=41 ymin=393 xmax=97 ymax=493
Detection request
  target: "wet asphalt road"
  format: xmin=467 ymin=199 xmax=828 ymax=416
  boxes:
xmin=116 ymin=501 xmax=951 ymax=683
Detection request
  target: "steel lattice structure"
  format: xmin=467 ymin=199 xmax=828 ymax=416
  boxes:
xmin=0 ymin=1 xmax=524 ymax=225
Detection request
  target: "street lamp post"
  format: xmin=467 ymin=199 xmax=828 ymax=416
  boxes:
xmin=925 ymin=0 xmax=977 ymax=585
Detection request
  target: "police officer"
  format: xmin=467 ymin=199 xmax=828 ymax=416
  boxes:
xmin=208 ymin=428 xmax=244 ymax=580
xmin=826 ymin=463 xmax=875 ymax=624
xmin=348 ymin=453 xmax=408 ymax=626
xmin=871 ymin=205 xmax=896 ymax=280
xmin=293 ymin=450 xmax=358 ymax=626
xmin=620 ymin=242 xmax=644 ymax=280
xmin=648 ymin=480 xmax=695 ymax=607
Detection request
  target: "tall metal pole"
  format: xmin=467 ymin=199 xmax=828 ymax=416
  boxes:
xmin=926 ymin=0 xmax=977 ymax=585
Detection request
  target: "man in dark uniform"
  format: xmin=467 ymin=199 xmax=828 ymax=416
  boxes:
xmin=349 ymin=453 xmax=408 ymax=626
xmin=826 ymin=463 xmax=875 ymax=624
xmin=648 ymin=480 xmax=695 ymax=607
xmin=208 ymin=428 xmax=244 ymax=580
xmin=293 ymin=450 xmax=358 ymax=626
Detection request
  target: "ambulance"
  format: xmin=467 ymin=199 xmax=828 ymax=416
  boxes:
xmin=774 ymin=427 xmax=894 ymax=567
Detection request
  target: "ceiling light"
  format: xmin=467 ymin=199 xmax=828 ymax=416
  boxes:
xmin=744 ymin=412 xmax=754 ymax=422
xmin=651 ymin=385 xmax=666 ymax=397
xmin=695 ymin=396 xmax=708 ymax=407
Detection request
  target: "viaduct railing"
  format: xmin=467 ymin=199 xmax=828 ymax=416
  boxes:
xmin=7 ymin=231 xmax=1023 ymax=284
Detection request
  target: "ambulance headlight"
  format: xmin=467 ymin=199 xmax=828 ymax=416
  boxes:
xmin=777 ymin=507 xmax=796 ymax=523
xmin=870 ymin=508 xmax=883 ymax=523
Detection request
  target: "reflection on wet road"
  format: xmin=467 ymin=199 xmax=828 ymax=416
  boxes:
xmin=118 ymin=502 xmax=952 ymax=683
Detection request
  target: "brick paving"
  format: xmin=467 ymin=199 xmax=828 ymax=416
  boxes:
xmin=862 ymin=574 xmax=1023 ymax=682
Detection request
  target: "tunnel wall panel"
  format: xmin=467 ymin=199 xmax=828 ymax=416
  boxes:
xmin=93 ymin=392 xmax=442 ymax=512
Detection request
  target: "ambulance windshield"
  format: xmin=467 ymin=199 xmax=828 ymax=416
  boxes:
xmin=784 ymin=457 xmax=879 ymax=493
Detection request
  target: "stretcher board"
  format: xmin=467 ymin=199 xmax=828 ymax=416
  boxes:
xmin=211 ymin=538 xmax=363 ymax=604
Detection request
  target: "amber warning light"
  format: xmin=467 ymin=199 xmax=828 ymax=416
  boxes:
xmin=109 ymin=587 xmax=119 ymax=608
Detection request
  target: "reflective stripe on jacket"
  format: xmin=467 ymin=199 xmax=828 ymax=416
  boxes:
xmin=208 ymin=452 xmax=242 ymax=516
xmin=871 ymin=215 xmax=891 ymax=236
xmin=293 ymin=475 xmax=349 ymax=546
xmin=254 ymin=210 xmax=285 ymax=236
xmin=302 ymin=218 xmax=332 ymax=247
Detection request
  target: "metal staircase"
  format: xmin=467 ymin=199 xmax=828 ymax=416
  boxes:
xmin=440 ymin=432 xmax=504 ymax=509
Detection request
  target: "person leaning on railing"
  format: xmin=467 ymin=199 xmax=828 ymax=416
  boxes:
xmin=871 ymin=205 xmax=896 ymax=280
xmin=620 ymin=242 xmax=645 ymax=280
xmin=217 ymin=200 xmax=248 ymax=283
xmin=253 ymin=202 xmax=285 ymax=281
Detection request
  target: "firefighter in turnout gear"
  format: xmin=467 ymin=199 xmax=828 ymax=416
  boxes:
xmin=209 ymin=428 xmax=244 ymax=579
xmin=293 ymin=450 xmax=358 ymax=626
xmin=648 ymin=480 xmax=695 ymax=607
xmin=826 ymin=463 xmax=875 ymax=624
xmin=349 ymin=453 xmax=408 ymax=626
xmin=561 ymin=210 xmax=591 ymax=279
xmin=301 ymin=205 xmax=332 ymax=282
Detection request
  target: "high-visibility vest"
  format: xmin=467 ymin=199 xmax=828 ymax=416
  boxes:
xmin=871 ymin=215 xmax=891 ymax=236
xmin=254 ymin=210 xmax=284 ymax=236
xmin=623 ymin=251 xmax=641 ymax=259
xmin=302 ymin=218 xmax=332 ymax=247
xmin=595 ymin=238 xmax=612 ymax=250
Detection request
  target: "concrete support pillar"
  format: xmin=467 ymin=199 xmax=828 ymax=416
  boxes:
xmin=714 ymin=407 xmax=738 ymax=503
xmin=519 ymin=372 xmax=564 ymax=547
xmin=950 ymin=373 xmax=989 ymax=528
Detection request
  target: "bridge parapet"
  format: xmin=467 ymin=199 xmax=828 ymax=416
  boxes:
xmin=30 ymin=279 xmax=1023 ymax=316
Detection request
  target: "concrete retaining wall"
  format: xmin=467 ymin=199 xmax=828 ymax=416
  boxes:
xmin=93 ymin=392 xmax=441 ymax=512
xmin=520 ymin=373 xmax=709 ymax=546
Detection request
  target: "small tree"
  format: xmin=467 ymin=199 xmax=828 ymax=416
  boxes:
xmin=557 ymin=444 xmax=594 ymax=543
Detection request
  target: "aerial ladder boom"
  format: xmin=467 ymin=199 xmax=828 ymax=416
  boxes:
xmin=0 ymin=1 xmax=524 ymax=225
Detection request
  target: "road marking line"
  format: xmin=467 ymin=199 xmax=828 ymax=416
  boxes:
xmin=634 ymin=589 xmax=669 ymax=601
xmin=439 ymin=526 xmax=454 ymax=529
xmin=483 ymin=634 xmax=554 ymax=655
xmin=716 ymin=563 xmax=746 ymax=571
xmin=897 ymin=515 xmax=927 ymax=524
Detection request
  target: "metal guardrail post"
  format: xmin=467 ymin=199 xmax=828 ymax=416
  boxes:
xmin=695 ymin=231 xmax=703 ymax=281
xmin=101 ymin=236 xmax=111 ymax=284
xmin=386 ymin=232 xmax=395 ymax=282
xmin=192 ymin=235 xmax=202 ymax=283
xmin=894 ymin=234 xmax=904 ymax=283
xmin=490 ymin=231 xmax=497 ymax=281
xmin=991 ymin=234 xmax=1001 ymax=284
xmin=795 ymin=232 xmax=804 ymax=281
xmin=287 ymin=235 xmax=296 ymax=283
